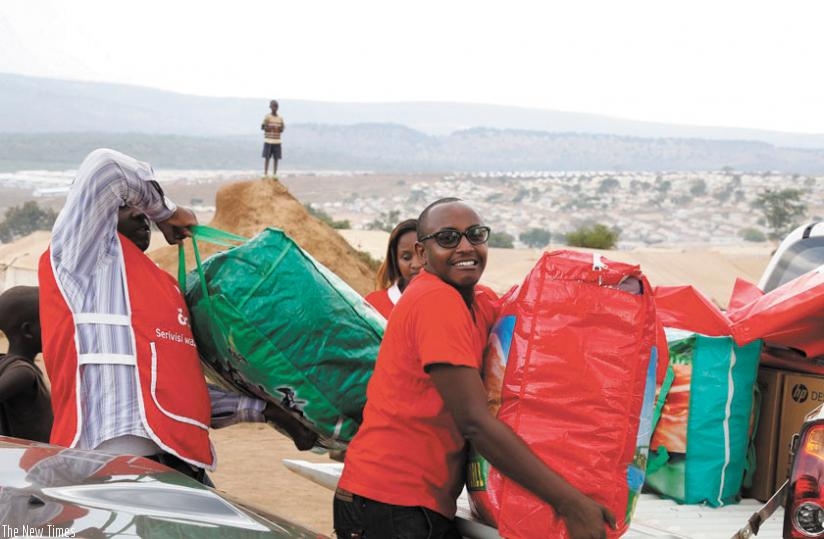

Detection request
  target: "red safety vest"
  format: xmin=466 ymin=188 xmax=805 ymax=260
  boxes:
xmin=39 ymin=234 xmax=214 ymax=469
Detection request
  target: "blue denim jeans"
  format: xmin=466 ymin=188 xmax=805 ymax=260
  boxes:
xmin=333 ymin=488 xmax=461 ymax=539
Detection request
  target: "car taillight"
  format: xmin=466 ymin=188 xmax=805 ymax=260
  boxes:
xmin=784 ymin=423 xmax=824 ymax=538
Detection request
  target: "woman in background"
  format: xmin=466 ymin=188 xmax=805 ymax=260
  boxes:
xmin=365 ymin=219 xmax=422 ymax=319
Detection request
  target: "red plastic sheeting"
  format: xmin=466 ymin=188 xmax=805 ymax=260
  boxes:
xmin=727 ymin=270 xmax=824 ymax=362
xmin=653 ymin=285 xmax=731 ymax=336
xmin=471 ymin=250 xmax=658 ymax=539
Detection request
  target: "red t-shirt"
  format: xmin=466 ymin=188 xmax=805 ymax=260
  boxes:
xmin=339 ymin=271 xmax=499 ymax=518
xmin=364 ymin=288 xmax=394 ymax=320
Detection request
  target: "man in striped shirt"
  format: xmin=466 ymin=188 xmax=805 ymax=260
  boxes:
xmin=40 ymin=148 xmax=316 ymax=485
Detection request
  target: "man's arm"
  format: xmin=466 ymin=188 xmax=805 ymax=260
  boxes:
xmin=429 ymin=364 xmax=616 ymax=539
xmin=208 ymin=384 xmax=265 ymax=428
xmin=50 ymin=149 xmax=177 ymax=274
xmin=207 ymin=385 xmax=317 ymax=450
xmin=155 ymin=206 xmax=197 ymax=245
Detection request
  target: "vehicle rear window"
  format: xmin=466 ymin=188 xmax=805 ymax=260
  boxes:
xmin=763 ymin=237 xmax=824 ymax=292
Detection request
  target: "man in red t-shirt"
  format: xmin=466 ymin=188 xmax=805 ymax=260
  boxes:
xmin=335 ymin=198 xmax=615 ymax=539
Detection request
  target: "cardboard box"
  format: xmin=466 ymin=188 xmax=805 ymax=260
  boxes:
xmin=775 ymin=371 xmax=824 ymax=493
xmin=742 ymin=367 xmax=784 ymax=501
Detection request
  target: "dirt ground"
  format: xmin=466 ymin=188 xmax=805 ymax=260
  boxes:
xmin=210 ymin=423 xmax=336 ymax=535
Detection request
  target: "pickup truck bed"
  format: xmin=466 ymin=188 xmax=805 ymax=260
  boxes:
xmin=282 ymin=459 xmax=784 ymax=538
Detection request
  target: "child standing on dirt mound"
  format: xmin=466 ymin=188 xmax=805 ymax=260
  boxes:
xmin=261 ymin=99 xmax=285 ymax=178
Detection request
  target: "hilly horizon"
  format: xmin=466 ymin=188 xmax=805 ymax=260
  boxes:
xmin=4 ymin=126 xmax=824 ymax=175
xmin=3 ymin=72 xmax=824 ymax=147
xmin=3 ymin=72 xmax=824 ymax=173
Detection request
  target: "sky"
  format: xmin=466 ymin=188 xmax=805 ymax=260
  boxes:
xmin=2 ymin=0 xmax=823 ymax=134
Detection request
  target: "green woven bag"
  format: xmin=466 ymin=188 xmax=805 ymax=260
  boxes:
xmin=180 ymin=225 xmax=383 ymax=450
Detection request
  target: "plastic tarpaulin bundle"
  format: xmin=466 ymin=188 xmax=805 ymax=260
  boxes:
xmin=727 ymin=270 xmax=824 ymax=371
xmin=646 ymin=285 xmax=761 ymax=506
xmin=181 ymin=226 xmax=383 ymax=450
xmin=467 ymin=250 xmax=659 ymax=539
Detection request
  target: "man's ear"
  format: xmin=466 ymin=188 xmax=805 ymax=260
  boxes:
xmin=414 ymin=242 xmax=427 ymax=265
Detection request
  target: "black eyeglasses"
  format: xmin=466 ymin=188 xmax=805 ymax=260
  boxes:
xmin=419 ymin=225 xmax=491 ymax=248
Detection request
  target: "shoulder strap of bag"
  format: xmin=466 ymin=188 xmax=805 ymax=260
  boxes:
xmin=177 ymin=225 xmax=249 ymax=298
xmin=646 ymin=364 xmax=677 ymax=475
xmin=651 ymin=363 xmax=676 ymax=433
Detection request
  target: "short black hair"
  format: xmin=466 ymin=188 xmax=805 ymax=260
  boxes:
xmin=0 ymin=286 xmax=39 ymax=339
xmin=417 ymin=197 xmax=462 ymax=240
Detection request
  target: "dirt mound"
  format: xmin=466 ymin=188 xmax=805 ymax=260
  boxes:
xmin=150 ymin=179 xmax=376 ymax=295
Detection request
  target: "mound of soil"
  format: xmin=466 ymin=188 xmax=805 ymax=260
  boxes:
xmin=150 ymin=179 xmax=376 ymax=295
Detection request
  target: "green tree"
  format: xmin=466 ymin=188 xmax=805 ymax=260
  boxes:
xmin=671 ymin=194 xmax=693 ymax=206
xmin=303 ymin=204 xmax=350 ymax=229
xmin=519 ymin=227 xmax=551 ymax=248
xmin=0 ymin=201 xmax=58 ymax=242
xmin=713 ymin=186 xmax=732 ymax=203
xmin=738 ymin=227 xmax=767 ymax=242
xmin=599 ymin=178 xmax=620 ymax=192
xmin=565 ymin=223 xmax=620 ymax=249
xmin=488 ymin=231 xmax=514 ymax=249
xmin=512 ymin=188 xmax=529 ymax=203
xmin=366 ymin=210 xmax=401 ymax=233
xmin=753 ymin=188 xmax=807 ymax=240
xmin=689 ymin=178 xmax=707 ymax=197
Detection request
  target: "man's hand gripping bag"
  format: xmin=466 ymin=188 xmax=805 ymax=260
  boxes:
xmin=180 ymin=226 xmax=383 ymax=451
xmin=467 ymin=250 xmax=660 ymax=539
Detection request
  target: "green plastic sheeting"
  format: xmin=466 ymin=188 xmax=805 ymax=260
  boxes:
xmin=182 ymin=226 xmax=383 ymax=450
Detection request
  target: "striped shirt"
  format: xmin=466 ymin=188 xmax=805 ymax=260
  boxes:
xmin=262 ymin=114 xmax=284 ymax=144
xmin=50 ymin=148 xmax=264 ymax=456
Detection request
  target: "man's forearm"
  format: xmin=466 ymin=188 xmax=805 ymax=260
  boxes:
xmin=469 ymin=414 xmax=583 ymax=509
xmin=208 ymin=384 xmax=266 ymax=428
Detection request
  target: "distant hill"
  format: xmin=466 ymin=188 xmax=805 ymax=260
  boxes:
xmin=3 ymin=72 xmax=824 ymax=148
xmin=3 ymin=128 xmax=824 ymax=174
xmin=3 ymin=73 xmax=824 ymax=173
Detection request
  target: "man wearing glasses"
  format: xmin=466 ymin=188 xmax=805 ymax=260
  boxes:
xmin=335 ymin=198 xmax=614 ymax=539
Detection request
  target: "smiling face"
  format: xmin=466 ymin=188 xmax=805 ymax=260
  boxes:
xmin=117 ymin=206 xmax=152 ymax=252
xmin=416 ymin=201 xmax=487 ymax=292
